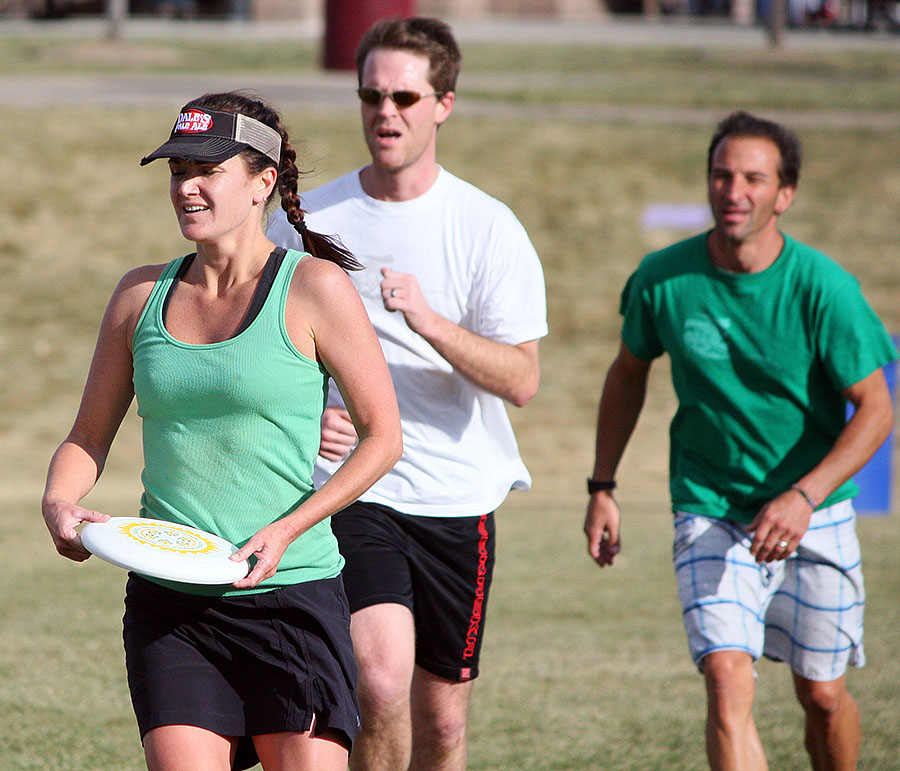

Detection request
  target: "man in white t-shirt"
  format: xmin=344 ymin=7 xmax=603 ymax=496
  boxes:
xmin=267 ymin=16 xmax=547 ymax=771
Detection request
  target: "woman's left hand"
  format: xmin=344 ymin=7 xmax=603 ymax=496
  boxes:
xmin=230 ymin=520 xmax=296 ymax=589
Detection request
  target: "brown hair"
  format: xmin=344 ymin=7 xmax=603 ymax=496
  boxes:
xmin=186 ymin=92 xmax=361 ymax=271
xmin=707 ymin=110 xmax=802 ymax=189
xmin=355 ymin=16 xmax=461 ymax=94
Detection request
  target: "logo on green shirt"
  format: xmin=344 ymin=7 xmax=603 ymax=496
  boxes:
xmin=683 ymin=316 xmax=731 ymax=361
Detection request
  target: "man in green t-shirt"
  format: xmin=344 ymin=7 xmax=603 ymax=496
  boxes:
xmin=584 ymin=111 xmax=896 ymax=770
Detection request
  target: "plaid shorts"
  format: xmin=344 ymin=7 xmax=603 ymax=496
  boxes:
xmin=673 ymin=499 xmax=865 ymax=681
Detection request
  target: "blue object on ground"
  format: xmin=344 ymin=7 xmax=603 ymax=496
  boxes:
xmin=848 ymin=344 xmax=897 ymax=515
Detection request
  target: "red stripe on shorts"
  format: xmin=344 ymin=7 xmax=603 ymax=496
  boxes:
xmin=461 ymin=513 xmax=491 ymax=670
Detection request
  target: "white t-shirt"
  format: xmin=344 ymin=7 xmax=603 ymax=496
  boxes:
xmin=267 ymin=167 xmax=548 ymax=517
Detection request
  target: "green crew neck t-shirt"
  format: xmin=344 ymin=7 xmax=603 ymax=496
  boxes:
xmin=621 ymin=232 xmax=897 ymax=523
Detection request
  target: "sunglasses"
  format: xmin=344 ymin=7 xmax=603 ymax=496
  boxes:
xmin=357 ymin=87 xmax=444 ymax=108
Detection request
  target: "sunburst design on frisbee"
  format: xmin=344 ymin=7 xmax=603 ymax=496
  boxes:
xmin=119 ymin=521 xmax=220 ymax=555
xmin=81 ymin=517 xmax=249 ymax=585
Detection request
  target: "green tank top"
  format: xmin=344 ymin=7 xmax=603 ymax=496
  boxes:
xmin=132 ymin=248 xmax=342 ymax=596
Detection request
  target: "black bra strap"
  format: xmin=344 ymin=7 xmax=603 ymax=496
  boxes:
xmin=161 ymin=248 xmax=288 ymax=339
xmin=235 ymin=247 xmax=287 ymax=336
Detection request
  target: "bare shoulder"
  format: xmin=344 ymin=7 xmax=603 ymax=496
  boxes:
xmin=114 ymin=263 xmax=166 ymax=294
xmin=289 ymin=256 xmax=360 ymax=306
xmin=105 ymin=263 xmax=168 ymax=329
xmin=284 ymin=257 xmax=364 ymax=357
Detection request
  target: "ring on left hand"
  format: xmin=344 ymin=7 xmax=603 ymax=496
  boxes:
xmin=778 ymin=540 xmax=789 ymax=549
xmin=390 ymin=288 xmax=397 ymax=298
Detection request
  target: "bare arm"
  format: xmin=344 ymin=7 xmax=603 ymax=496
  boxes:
xmin=749 ymin=366 xmax=894 ymax=562
xmin=380 ymin=267 xmax=540 ymax=407
xmin=42 ymin=268 xmax=157 ymax=561
xmin=232 ymin=259 xmax=402 ymax=588
xmin=584 ymin=342 xmax=652 ymax=567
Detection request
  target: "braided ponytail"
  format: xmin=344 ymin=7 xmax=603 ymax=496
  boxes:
xmin=187 ymin=91 xmax=361 ymax=272
xmin=276 ymin=134 xmax=361 ymax=271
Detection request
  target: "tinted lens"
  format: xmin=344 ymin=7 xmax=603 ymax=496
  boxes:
xmin=390 ymin=91 xmax=423 ymax=107
xmin=357 ymin=87 xmax=383 ymax=106
xmin=357 ymin=88 xmax=431 ymax=108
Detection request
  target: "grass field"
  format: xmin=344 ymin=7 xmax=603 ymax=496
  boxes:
xmin=2 ymin=25 xmax=900 ymax=770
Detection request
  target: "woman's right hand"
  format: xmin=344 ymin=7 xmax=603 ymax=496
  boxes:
xmin=41 ymin=498 xmax=110 ymax=562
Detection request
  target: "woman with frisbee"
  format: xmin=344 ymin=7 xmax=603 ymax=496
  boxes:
xmin=41 ymin=91 xmax=402 ymax=771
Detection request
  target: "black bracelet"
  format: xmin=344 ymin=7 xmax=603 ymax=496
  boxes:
xmin=790 ymin=484 xmax=818 ymax=510
xmin=587 ymin=478 xmax=617 ymax=494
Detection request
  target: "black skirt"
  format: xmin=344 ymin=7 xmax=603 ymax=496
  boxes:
xmin=123 ymin=574 xmax=360 ymax=770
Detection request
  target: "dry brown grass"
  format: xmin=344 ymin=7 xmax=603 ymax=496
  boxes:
xmin=3 ymin=65 xmax=900 ymax=769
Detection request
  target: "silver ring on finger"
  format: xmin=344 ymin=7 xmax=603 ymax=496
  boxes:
xmin=778 ymin=540 xmax=789 ymax=549
xmin=390 ymin=288 xmax=397 ymax=298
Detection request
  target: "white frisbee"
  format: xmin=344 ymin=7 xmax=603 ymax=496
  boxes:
xmin=81 ymin=517 xmax=249 ymax=585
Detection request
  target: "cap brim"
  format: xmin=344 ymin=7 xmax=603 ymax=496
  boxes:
xmin=140 ymin=136 xmax=250 ymax=166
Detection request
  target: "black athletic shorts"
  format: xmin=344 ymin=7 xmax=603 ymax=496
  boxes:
xmin=123 ymin=574 xmax=360 ymax=771
xmin=330 ymin=501 xmax=496 ymax=682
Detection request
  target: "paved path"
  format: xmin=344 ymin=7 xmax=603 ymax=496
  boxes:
xmin=2 ymin=17 xmax=899 ymax=128
xmin=4 ymin=71 xmax=898 ymax=129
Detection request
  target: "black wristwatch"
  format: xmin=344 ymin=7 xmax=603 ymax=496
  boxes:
xmin=587 ymin=478 xmax=617 ymax=494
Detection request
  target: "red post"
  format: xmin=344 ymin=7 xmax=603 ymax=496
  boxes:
xmin=323 ymin=0 xmax=418 ymax=72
